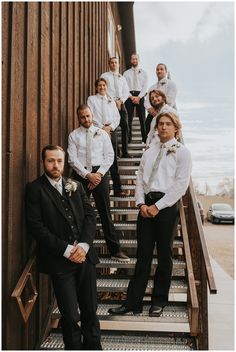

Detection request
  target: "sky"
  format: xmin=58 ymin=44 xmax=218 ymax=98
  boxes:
xmin=133 ymin=1 xmax=234 ymax=193
xmin=134 ymin=1 xmax=234 ymax=105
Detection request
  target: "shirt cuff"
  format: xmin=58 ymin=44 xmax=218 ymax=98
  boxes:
xmin=63 ymin=244 xmax=74 ymax=258
xmin=155 ymin=198 xmax=165 ymax=211
xmin=78 ymin=242 xmax=90 ymax=254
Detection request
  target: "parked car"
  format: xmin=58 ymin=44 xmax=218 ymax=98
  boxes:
xmin=207 ymin=203 xmax=234 ymax=224
xmin=197 ymin=200 xmax=205 ymax=224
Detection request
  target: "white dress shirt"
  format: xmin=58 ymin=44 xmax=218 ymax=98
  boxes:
xmin=123 ymin=67 xmax=148 ymax=99
xmin=87 ymin=94 xmax=120 ymax=131
xmin=135 ymin=138 xmax=191 ymax=210
xmin=100 ymin=71 xmax=130 ymax=103
xmin=44 ymin=174 xmax=89 ymax=257
xmin=144 ymin=77 xmax=177 ymax=110
xmin=146 ymin=104 xmax=179 ymax=146
xmin=67 ymin=124 xmax=114 ymax=179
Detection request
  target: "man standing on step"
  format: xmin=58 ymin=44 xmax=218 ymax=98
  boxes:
xmin=87 ymin=78 xmax=127 ymax=197
xmin=108 ymin=112 xmax=191 ymax=317
xmin=123 ymin=53 xmax=148 ymax=143
xmin=144 ymin=63 xmax=177 ymax=128
xmin=25 ymin=145 xmax=102 ymax=350
xmin=68 ymin=104 xmax=130 ymax=263
xmin=101 ymin=57 xmax=131 ymax=158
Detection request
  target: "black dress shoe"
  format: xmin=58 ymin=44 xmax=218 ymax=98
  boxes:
xmin=111 ymin=251 xmax=130 ymax=263
xmin=108 ymin=304 xmax=142 ymax=315
xmin=149 ymin=305 xmax=164 ymax=317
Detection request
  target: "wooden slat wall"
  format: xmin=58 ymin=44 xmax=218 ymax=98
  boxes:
xmin=2 ymin=2 xmax=129 ymax=349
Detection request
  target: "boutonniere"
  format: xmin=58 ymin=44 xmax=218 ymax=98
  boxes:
xmin=64 ymin=178 xmax=78 ymax=196
xmin=93 ymin=129 xmax=102 ymax=137
xmin=138 ymin=69 xmax=142 ymax=74
xmin=107 ymin=96 xmax=113 ymax=103
xmin=166 ymin=144 xmax=180 ymax=155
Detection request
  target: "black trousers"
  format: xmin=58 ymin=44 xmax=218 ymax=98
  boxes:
xmin=110 ymin=130 xmax=122 ymax=192
xmin=125 ymin=193 xmax=179 ymax=310
xmin=119 ymin=103 xmax=129 ymax=155
xmin=145 ymin=113 xmax=154 ymax=138
xmin=125 ymin=91 xmax=146 ymax=143
xmin=50 ymin=260 xmax=102 ymax=350
xmin=73 ymin=170 xmax=120 ymax=255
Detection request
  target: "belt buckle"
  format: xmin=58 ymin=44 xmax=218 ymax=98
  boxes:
xmin=149 ymin=192 xmax=153 ymax=199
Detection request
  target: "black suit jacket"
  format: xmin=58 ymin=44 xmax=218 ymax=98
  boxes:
xmin=25 ymin=174 xmax=99 ymax=273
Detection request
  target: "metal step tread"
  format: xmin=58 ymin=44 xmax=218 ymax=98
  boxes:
xmin=94 ymin=238 xmax=183 ymax=248
xmin=97 ymin=278 xmax=187 ymax=293
xmin=118 ymin=157 xmax=141 ymax=162
xmin=41 ymin=331 xmax=194 ymax=350
xmin=95 ymin=207 xmax=138 ymax=215
xmin=109 ymin=196 xmax=136 ymax=202
xmin=119 ymin=165 xmax=139 ymax=170
xmin=97 ymin=257 xmax=186 ymax=269
xmin=52 ymin=303 xmax=190 ymax=332
xmin=97 ymin=221 xmax=136 ymax=229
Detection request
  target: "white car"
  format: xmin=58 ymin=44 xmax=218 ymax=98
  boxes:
xmin=207 ymin=203 xmax=234 ymax=224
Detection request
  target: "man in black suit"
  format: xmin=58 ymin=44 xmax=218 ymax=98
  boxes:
xmin=25 ymin=145 xmax=102 ymax=350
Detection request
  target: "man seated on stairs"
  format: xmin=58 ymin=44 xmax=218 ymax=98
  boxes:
xmin=144 ymin=63 xmax=177 ymax=136
xmin=108 ymin=112 xmax=191 ymax=317
xmin=87 ymin=78 xmax=127 ymax=197
xmin=25 ymin=145 xmax=102 ymax=350
xmin=68 ymin=104 xmax=130 ymax=263
xmin=146 ymin=90 xmax=178 ymax=147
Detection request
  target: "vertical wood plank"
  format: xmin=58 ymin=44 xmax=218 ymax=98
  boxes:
xmin=40 ymin=2 xmax=51 ymax=164
xmin=51 ymin=2 xmax=60 ymax=144
xmin=74 ymin=2 xmax=79 ymax=128
xmin=67 ymin=2 xmax=73 ymax=137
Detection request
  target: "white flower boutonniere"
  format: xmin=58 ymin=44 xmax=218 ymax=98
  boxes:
xmin=93 ymin=129 xmax=102 ymax=138
xmin=107 ymin=96 xmax=113 ymax=104
xmin=65 ymin=178 xmax=78 ymax=196
xmin=166 ymin=144 xmax=180 ymax=155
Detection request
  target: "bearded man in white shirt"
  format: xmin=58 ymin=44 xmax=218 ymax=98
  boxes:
xmin=146 ymin=90 xmax=178 ymax=147
xmin=68 ymin=104 xmax=130 ymax=263
xmin=123 ymin=53 xmax=148 ymax=143
xmin=108 ymin=112 xmax=191 ymax=317
xmin=144 ymin=63 xmax=177 ymax=119
xmin=101 ymin=57 xmax=131 ymax=158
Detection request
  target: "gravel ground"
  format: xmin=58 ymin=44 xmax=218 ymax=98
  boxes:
xmin=203 ymin=221 xmax=234 ymax=278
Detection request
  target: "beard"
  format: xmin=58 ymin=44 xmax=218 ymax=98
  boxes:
xmin=153 ymin=102 xmax=165 ymax=111
xmin=44 ymin=167 xmax=63 ymax=180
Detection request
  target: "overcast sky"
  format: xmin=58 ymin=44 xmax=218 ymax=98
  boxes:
xmin=134 ymin=1 xmax=234 ymax=105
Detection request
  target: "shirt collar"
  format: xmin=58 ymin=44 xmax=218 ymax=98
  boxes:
xmin=80 ymin=124 xmax=96 ymax=133
xmin=158 ymin=77 xmax=168 ymax=84
xmin=96 ymin=93 xmax=108 ymax=100
xmin=45 ymin=174 xmax=63 ymax=188
xmin=161 ymin=137 xmax=177 ymax=148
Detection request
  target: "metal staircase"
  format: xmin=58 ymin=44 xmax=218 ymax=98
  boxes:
xmin=39 ymin=118 xmax=216 ymax=350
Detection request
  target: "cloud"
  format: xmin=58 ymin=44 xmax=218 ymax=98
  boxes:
xmin=193 ymin=3 xmax=234 ymax=42
xmin=134 ymin=2 xmax=234 ymax=50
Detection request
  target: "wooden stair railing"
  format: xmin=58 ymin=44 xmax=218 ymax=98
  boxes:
xmin=11 ymin=255 xmax=38 ymax=323
xmin=179 ymin=199 xmax=199 ymax=336
xmin=183 ymin=179 xmax=217 ymax=350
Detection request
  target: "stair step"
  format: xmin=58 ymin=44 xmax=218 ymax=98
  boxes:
xmin=97 ymin=278 xmax=187 ymax=293
xmin=109 ymin=196 xmax=136 ymax=203
xmin=96 ymin=221 xmax=136 ymax=230
xmin=118 ymin=157 xmax=141 ymax=163
xmin=97 ymin=257 xmax=186 ymax=270
xmin=95 ymin=207 xmax=138 ymax=215
xmin=118 ymin=165 xmax=139 ymax=172
xmin=51 ymin=303 xmax=190 ymax=333
xmin=94 ymin=238 xmax=183 ymax=249
xmin=41 ymin=331 xmax=194 ymax=350
xmin=120 ymin=143 xmax=145 ymax=149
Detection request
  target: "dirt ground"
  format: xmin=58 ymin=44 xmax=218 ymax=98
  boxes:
xmin=203 ymin=222 xmax=234 ymax=278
